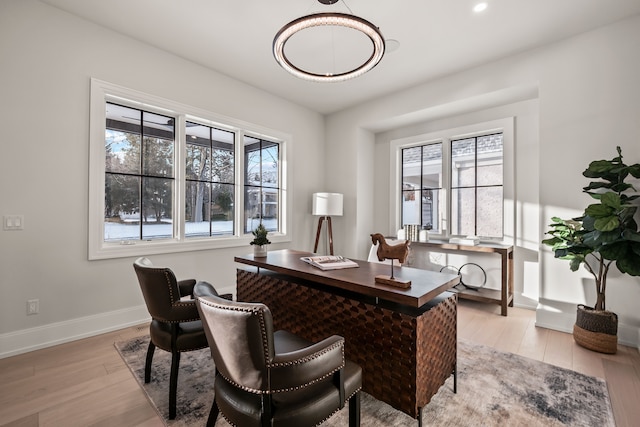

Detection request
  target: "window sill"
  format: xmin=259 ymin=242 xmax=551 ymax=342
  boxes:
xmin=88 ymin=233 xmax=291 ymax=260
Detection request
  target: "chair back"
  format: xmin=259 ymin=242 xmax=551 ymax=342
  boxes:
xmin=196 ymin=294 xmax=275 ymax=392
xmin=133 ymin=257 xmax=197 ymax=322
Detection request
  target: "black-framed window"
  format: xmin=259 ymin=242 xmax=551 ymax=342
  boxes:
xmin=400 ymin=132 xmax=503 ymax=239
xmin=104 ymin=102 xmax=175 ymax=241
xmin=244 ymin=137 xmax=280 ymax=234
xmin=185 ymin=123 xmax=235 ymax=238
xmin=450 ymin=133 xmax=503 ymax=238
xmin=401 ymin=143 xmax=442 ymax=233
xmin=90 ymin=79 xmax=290 ymax=259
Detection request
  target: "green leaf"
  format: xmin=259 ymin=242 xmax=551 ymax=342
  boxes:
xmin=583 ymin=229 xmax=621 ymax=247
xmin=585 ymin=204 xmax=613 ymax=218
xmin=542 ymin=237 xmax=561 ymax=246
xmin=594 ymin=216 xmax=619 ymax=231
xmin=628 ymin=164 xmax=640 ymax=178
xmin=622 ymin=229 xmax=640 ymax=242
xmin=600 ymin=192 xmax=621 ymax=209
xmin=616 ymin=252 xmax=640 ymax=275
xmin=569 ymin=257 xmax=583 ymax=272
xmin=585 ymin=159 xmax=615 ymax=174
xmin=599 ymin=241 xmax=628 ymax=260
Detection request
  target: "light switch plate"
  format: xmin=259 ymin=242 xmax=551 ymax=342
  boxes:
xmin=3 ymin=215 xmax=24 ymax=230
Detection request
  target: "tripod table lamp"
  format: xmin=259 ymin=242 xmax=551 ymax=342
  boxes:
xmin=312 ymin=192 xmax=343 ymax=255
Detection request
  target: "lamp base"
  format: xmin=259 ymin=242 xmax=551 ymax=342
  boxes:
xmin=314 ymin=216 xmax=334 ymax=255
xmin=375 ymin=275 xmax=411 ymax=289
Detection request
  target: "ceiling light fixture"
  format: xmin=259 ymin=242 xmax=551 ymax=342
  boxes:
xmin=272 ymin=0 xmax=385 ymax=83
xmin=473 ymin=2 xmax=488 ymax=13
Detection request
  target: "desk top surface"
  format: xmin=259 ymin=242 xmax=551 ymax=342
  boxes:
xmin=234 ymin=249 xmax=460 ymax=308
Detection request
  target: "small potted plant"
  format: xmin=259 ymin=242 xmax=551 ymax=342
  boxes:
xmin=250 ymin=223 xmax=271 ymax=257
xmin=542 ymin=146 xmax=640 ymax=353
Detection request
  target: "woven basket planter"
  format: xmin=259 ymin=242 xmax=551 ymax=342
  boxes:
xmin=573 ymin=304 xmax=618 ymax=354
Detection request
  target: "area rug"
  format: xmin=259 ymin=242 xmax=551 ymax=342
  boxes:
xmin=115 ymin=336 xmax=615 ymax=426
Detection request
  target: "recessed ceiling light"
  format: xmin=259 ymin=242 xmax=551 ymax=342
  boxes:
xmin=473 ymin=2 xmax=488 ymax=13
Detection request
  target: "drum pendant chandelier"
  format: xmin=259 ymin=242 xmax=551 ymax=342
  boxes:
xmin=272 ymin=0 xmax=385 ymax=83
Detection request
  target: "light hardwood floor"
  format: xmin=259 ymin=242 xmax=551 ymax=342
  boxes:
xmin=1 ymin=301 xmax=639 ymax=427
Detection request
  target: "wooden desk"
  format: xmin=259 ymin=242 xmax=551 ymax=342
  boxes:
xmin=411 ymin=240 xmax=514 ymax=316
xmin=235 ymin=249 xmax=459 ymax=423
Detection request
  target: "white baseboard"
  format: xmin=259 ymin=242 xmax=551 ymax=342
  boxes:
xmin=536 ymin=301 xmax=640 ymax=348
xmin=0 ymin=305 xmax=150 ymax=359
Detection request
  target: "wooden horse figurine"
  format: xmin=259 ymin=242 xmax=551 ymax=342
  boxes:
xmin=370 ymin=233 xmax=411 ymax=288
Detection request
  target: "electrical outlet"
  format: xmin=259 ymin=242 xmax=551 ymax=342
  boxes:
xmin=27 ymin=299 xmax=39 ymax=315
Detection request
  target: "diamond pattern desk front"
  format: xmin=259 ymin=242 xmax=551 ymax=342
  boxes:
xmin=234 ymin=249 xmax=459 ymax=423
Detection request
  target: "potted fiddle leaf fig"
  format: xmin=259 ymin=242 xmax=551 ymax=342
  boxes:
xmin=542 ymin=146 xmax=640 ymax=353
xmin=250 ymin=223 xmax=271 ymax=257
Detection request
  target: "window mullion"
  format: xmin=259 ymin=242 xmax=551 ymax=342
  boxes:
xmin=236 ymin=131 xmax=246 ymax=237
xmin=138 ymin=109 xmax=144 ymax=240
xmin=175 ymin=114 xmax=187 ymax=240
xmin=443 ymin=139 xmax=451 ymax=238
xmin=474 ymin=136 xmax=479 ymax=236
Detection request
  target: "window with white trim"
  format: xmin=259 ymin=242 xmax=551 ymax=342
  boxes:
xmin=89 ymin=79 xmax=290 ymax=259
xmin=393 ymin=118 xmax=512 ymax=241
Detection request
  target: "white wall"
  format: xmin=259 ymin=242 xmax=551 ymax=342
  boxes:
xmin=2 ymin=1 xmax=640 ymax=356
xmin=0 ymin=0 xmax=325 ymax=357
xmin=326 ymin=14 xmax=640 ymax=347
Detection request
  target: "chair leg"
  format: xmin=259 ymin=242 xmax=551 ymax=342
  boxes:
xmin=348 ymin=391 xmax=360 ymax=427
xmin=169 ymin=351 xmax=180 ymax=420
xmin=206 ymin=399 xmax=220 ymax=427
xmin=144 ymin=341 xmax=155 ymax=384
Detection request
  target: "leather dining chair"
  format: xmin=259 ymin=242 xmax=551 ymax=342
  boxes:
xmin=133 ymin=257 xmax=229 ymax=420
xmin=194 ymin=282 xmax=363 ymax=427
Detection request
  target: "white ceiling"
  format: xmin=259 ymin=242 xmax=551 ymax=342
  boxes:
xmin=40 ymin=0 xmax=640 ymax=115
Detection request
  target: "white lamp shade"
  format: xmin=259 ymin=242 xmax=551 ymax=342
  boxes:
xmin=312 ymin=193 xmax=343 ymax=216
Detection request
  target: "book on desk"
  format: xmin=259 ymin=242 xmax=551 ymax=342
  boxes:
xmin=300 ymin=255 xmax=359 ymax=271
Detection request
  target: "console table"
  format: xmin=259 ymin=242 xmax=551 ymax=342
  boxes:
xmin=235 ymin=249 xmax=460 ymax=424
xmin=410 ymin=240 xmax=514 ymax=316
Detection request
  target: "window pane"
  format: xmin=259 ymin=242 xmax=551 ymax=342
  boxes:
xmin=421 ymin=144 xmax=442 ymax=232
xmin=143 ymin=136 xmax=174 ymax=178
xmin=262 ymin=189 xmax=278 ymax=232
xmin=185 ymin=124 xmax=211 ymax=181
xmin=244 ymin=137 xmax=280 ymax=233
xmin=185 ymin=180 xmax=210 ymax=227
xmin=104 ymin=174 xmax=140 ymax=241
xmin=401 ymin=143 xmax=442 ymax=231
xmin=143 ymin=111 xmax=174 ymax=140
xmin=141 ymin=177 xmax=172 ymax=240
xmin=261 ymin=143 xmax=279 ymax=188
xmin=476 ymin=186 xmax=503 ymax=238
xmin=212 ymin=147 xmax=234 ymax=184
xmin=185 ymin=123 xmax=235 ymax=238
xmin=477 ymin=134 xmax=503 ymax=186
xmin=211 ymin=183 xmax=234 ymax=235
xmin=245 ymin=138 xmax=262 ymax=186
xmin=185 ymin=182 xmax=235 ymax=237
xmin=450 ymin=187 xmax=475 ymax=236
xmin=421 ymin=189 xmax=440 ymax=232
xmin=106 ymin=103 xmax=140 ymax=134
xmin=105 ymin=130 xmax=140 ymax=174
xmin=451 ymin=138 xmax=476 ymax=188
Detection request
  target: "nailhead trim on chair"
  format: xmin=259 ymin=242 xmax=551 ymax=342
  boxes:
xmin=199 ymin=297 xmax=348 ymax=395
xmin=159 ymin=269 xmax=199 ymax=323
xmin=217 ymin=388 xmax=364 ymax=427
xmin=135 ymin=261 xmax=201 ymax=323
